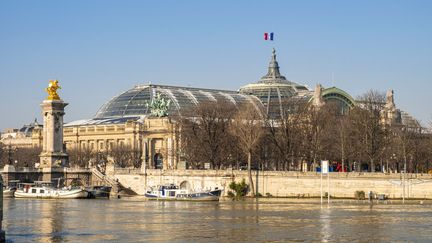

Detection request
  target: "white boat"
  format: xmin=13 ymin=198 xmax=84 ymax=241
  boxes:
xmin=3 ymin=180 xmax=20 ymax=198
xmin=145 ymin=184 xmax=222 ymax=201
xmin=14 ymin=181 xmax=88 ymax=199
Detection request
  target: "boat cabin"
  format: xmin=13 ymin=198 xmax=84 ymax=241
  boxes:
xmin=146 ymin=184 xmax=188 ymax=198
xmin=5 ymin=180 xmax=20 ymax=189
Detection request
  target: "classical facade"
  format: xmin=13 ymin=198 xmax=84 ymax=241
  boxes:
xmin=0 ymin=120 xmax=42 ymax=148
xmin=1 ymin=49 xmax=420 ymax=169
xmin=62 ymin=84 xmax=260 ymax=170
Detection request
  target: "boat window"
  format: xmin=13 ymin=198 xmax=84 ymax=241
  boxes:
xmin=40 ymin=189 xmax=45 ymax=194
xmin=169 ymin=191 xmax=176 ymax=197
xmin=31 ymin=189 xmax=37 ymax=193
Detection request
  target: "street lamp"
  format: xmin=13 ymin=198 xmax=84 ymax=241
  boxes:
xmin=7 ymin=144 xmax=17 ymax=165
xmin=390 ymin=154 xmax=397 ymax=173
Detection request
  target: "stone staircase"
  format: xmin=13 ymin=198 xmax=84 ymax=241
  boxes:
xmin=91 ymin=168 xmax=121 ymax=198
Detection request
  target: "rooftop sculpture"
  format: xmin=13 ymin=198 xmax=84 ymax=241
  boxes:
xmin=46 ymin=80 xmax=61 ymax=100
xmin=146 ymin=93 xmax=171 ymax=117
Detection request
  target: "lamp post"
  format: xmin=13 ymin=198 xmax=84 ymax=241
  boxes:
xmin=391 ymin=153 xmax=405 ymax=203
xmin=6 ymin=144 xmax=16 ymax=166
xmin=403 ymin=159 xmax=407 ymax=204
xmin=390 ymin=154 xmax=396 ymax=173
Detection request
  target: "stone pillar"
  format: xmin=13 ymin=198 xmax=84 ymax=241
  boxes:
xmin=39 ymin=99 xmax=69 ymax=168
xmin=140 ymin=138 xmax=148 ymax=174
xmin=167 ymin=137 xmax=173 ymax=169
xmin=148 ymin=138 xmax=153 ymax=169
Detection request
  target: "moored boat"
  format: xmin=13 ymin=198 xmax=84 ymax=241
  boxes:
xmin=3 ymin=180 xmax=20 ymax=198
xmin=145 ymin=184 xmax=222 ymax=201
xmin=14 ymin=181 xmax=88 ymax=199
xmin=86 ymin=186 xmax=112 ymax=198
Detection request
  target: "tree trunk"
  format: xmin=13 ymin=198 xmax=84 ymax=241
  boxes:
xmin=340 ymin=123 xmax=345 ymax=172
xmin=247 ymin=151 xmax=255 ymax=197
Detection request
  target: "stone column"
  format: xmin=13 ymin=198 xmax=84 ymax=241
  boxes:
xmin=167 ymin=137 xmax=173 ymax=169
xmin=140 ymin=138 xmax=148 ymax=174
xmin=39 ymin=99 xmax=69 ymax=168
xmin=148 ymin=138 xmax=153 ymax=169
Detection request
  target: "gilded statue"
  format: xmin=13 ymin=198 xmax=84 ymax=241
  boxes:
xmin=46 ymin=80 xmax=61 ymax=100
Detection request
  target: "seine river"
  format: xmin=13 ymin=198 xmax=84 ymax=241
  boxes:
xmin=3 ymin=198 xmax=432 ymax=242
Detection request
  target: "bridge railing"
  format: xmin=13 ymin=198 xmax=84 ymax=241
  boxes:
xmin=91 ymin=168 xmax=119 ymax=188
xmin=113 ymin=167 xmax=141 ymax=175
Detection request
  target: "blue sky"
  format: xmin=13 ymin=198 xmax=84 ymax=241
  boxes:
xmin=0 ymin=0 xmax=431 ymax=129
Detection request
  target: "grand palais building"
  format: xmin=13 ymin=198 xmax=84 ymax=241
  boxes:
xmin=1 ymin=49 xmax=419 ymax=169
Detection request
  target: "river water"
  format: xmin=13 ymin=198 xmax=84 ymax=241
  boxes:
xmin=3 ymin=198 xmax=432 ymax=242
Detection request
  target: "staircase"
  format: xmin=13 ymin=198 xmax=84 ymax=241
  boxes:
xmin=91 ymin=168 xmax=121 ymax=198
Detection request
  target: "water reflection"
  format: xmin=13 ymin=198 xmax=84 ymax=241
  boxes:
xmin=320 ymin=207 xmax=331 ymax=242
xmin=3 ymin=198 xmax=432 ymax=242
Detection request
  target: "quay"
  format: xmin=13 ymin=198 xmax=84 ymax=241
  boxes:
xmin=3 ymin=165 xmax=432 ymax=200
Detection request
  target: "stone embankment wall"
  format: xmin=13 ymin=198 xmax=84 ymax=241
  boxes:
xmin=1 ymin=166 xmax=94 ymax=187
xmin=113 ymin=169 xmax=432 ymax=199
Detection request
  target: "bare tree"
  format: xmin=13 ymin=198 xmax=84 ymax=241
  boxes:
xmin=350 ymin=90 xmax=388 ymax=172
xmin=300 ymin=103 xmax=338 ymax=171
xmin=230 ymin=103 xmax=265 ymax=196
xmin=68 ymin=146 xmax=95 ymax=168
xmin=390 ymin=120 xmax=428 ymax=173
xmin=0 ymin=145 xmax=41 ymax=168
xmin=265 ymin=98 xmax=306 ymax=171
xmin=14 ymin=146 xmax=42 ymax=167
xmin=326 ymin=110 xmax=361 ymax=172
xmin=109 ymin=144 xmax=141 ymax=168
xmin=178 ymin=101 xmax=237 ymax=169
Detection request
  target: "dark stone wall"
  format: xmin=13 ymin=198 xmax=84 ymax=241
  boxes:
xmin=1 ymin=171 xmax=93 ymax=187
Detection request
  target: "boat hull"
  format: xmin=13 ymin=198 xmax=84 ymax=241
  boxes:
xmin=145 ymin=196 xmax=219 ymax=201
xmin=86 ymin=186 xmax=111 ymax=198
xmin=14 ymin=189 xmax=88 ymax=199
xmin=3 ymin=189 xmax=16 ymax=198
xmin=145 ymin=189 xmax=222 ymax=202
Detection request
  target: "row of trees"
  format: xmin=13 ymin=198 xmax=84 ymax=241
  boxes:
xmin=68 ymin=144 xmax=142 ymax=169
xmin=0 ymin=144 xmax=41 ymax=168
xmin=178 ymin=90 xmax=432 ymax=176
xmin=0 ymin=143 xmax=141 ymax=169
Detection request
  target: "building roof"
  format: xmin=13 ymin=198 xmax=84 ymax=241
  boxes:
xmin=94 ymin=84 xmax=261 ymax=119
xmin=65 ymin=117 xmax=141 ymax=126
xmin=239 ymin=49 xmax=312 ymax=117
xmin=68 ymin=49 xmax=402 ymax=124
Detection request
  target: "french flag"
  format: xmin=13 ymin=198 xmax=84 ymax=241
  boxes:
xmin=264 ymin=32 xmax=274 ymax=41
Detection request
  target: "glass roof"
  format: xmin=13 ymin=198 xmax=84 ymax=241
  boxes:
xmin=94 ymin=84 xmax=261 ymax=119
xmin=93 ymin=49 xmax=356 ymax=121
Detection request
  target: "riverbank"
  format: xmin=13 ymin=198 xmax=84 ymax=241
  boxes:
xmin=112 ymin=169 xmax=432 ymax=199
xmin=126 ymin=195 xmax=432 ymax=205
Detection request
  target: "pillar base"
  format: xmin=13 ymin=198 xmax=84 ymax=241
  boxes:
xmin=39 ymin=152 xmax=69 ymax=168
xmin=41 ymin=167 xmax=66 ymax=186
